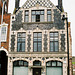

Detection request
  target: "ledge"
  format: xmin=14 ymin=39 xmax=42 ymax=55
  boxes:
xmin=29 ymin=66 xmax=45 ymax=69
xmin=9 ymin=52 xmax=67 ymax=54
xmin=22 ymin=21 xmax=53 ymax=24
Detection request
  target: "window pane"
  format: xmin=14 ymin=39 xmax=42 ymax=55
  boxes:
xmin=18 ymin=38 xmax=21 ymax=42
xmin=22 ymin=38 xmax=25 ymax=42
xmin=50 ymin=33 xmax=53 ymax=37
xmin=36 ymin=11 xmax=40 ymax=15
xmin=2 ymin=27 xmax=6 ymax=34
xmin=48 ymin=15 xmax=51 ymax=21
xmin=57 ymin=62 xmax=62 ymax=66
xmin=32 ymin=11 xmax=35 ymax=15
xmin=34 ymin=33 xmax=37 ymax=37
xmin=54 ymin=33 xmax=58 ymax=37
xmin=38 ymin=33 xmax=42 ymax=37
xmin=52 ymin=61 xmax=56 ymax=66
xmin=14 ymin=61 xmax=18 ymax=66
xmin=32 ymin=15 xmax=36 ymax=22
xmin=25 ymin=11 xmax=29 ymax=15
xmin=41 ymin=11 xmax=44 ymax=14
xmin=22 ymin=43 xmax=25 ymax=52
xmin=17 ymin=43 xmax=21 ymax=52
xmin=33 ymin=61 xmax=41 ymax=66
xmin=38 ymin=38 xmax=42 ymax=41
xmin=25 ymin=16 xmax=29 ymax=22
xmin=24 ymin=62 xmax=28 ymax=66
xmin=50 ymin=42 xmax=53 ymax=51
xmin=22 ymin=33 xmax=26 ymax=37
xmin=36 ymin=15 xmax=40 ymax=22
xmin=18 ymin=33 xmax=21 ymax=37
xmin=17 ymin=33 xmax=25 ymax=52
xmin=38 ymin=42 xmax=42 ymax=52
xmin=46 ymin=62 xmax=51 ymax=66
xmin=40 ymin=15 xmax=44 ymax=22
xmin=19 ymin=61 xmax=23 ymax=66
xmin=55 ymin=42 xmax=58 ymax=51
xmin=34 ymin=38 xmax=38 ymax=41
xmin=47 ymin=10 xmax=51 ymax=14
xmin=34 ymin=43 xmax=37 ymax=52
xmin=32 ymin=10 xmax=44 ymax=22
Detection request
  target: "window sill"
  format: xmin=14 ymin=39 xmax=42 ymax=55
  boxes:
xmin=23 ymin=21 xmax=53 ymax=24
xmin=9 ymin=51 xmax=67 ymax=54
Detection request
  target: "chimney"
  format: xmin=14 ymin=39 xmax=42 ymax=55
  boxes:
xmin=15 ymin=0 xmax=20 ymax=12
xmin=58 ymin=0 xmax=63 ymax=12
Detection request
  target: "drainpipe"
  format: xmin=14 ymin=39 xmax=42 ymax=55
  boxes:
xmin=67 ymin=18 xmax=70 ymax=75
xmin=0 ymin=1 xmax=6 ymax=47
xmin=62 ymin=16 xmax=69 ymax=75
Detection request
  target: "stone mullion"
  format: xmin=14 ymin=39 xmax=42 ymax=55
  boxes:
xmin=45 ymin=9 xmax=47 ymax=22
xmin=29 ymin=10 xmax=31 ymax=22
xmin=47 ymin=31 xmax=50 ymax=52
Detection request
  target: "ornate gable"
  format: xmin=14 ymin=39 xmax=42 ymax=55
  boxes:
xmin=22 ymin=0 xmax=54 ymax=8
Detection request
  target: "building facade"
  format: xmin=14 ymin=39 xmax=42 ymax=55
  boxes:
xmin=8 ymin=0 xmax=72 ymax=75
xmin=0 ymin=0 xmax=10 ymax=75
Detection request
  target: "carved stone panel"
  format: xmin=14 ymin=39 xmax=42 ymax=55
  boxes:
xmin=27 ymin=35 xmax=31 ymax=52
xmin=44 ymin=34 xmax=48 ymax=52
xmin=61 ymin=34 xmax=65 ymax=51
xmin=11 ymin=35 xmax=15 ymax=52
xmin=12 ymin=11 xmax=23 ymax=30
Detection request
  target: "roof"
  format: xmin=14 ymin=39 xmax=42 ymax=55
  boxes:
xmin=22 ymin=0 xmax=55 ymax=9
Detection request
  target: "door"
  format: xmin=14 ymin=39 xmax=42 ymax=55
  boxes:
xmin=33 ymin=68 xmax=41 ymax=75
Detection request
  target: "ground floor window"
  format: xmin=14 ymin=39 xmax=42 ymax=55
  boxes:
xmin=13 ymin=60 xmax=28 ymax=75
xmin=46 ymin=61 xmax=62 ymax=75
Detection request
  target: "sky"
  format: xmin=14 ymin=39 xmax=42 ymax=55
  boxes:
xmin=8 ymin=0 xmax=75 ymax=56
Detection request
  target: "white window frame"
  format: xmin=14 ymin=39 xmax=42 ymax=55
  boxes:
xmin=0 ymin=22 xmax=8 ymax=42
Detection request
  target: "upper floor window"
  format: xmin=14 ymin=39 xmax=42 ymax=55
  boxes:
xmin=17 ymin=33 xmax=26 ymax=52
xmin=32 ymin=10 xmax=44 ymax=22
xmin=1 ymin=26 xmax=7 ymax=42
xmin=47 ymin=10 xmax=51 ymax=22
xmin=33 ymin=33 xmax=42 ymax=52
xmin=50 ymin=32 xmax=59 ymax=52
xmin=25 ymin=10 xmax=29 ymax=22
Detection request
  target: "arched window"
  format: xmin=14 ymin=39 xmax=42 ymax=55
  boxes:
xmin=46 ymin=61 xmax=62 ymax=75
xmin=13 ymin=60 xmax=28 ymax=75
xmin=33 ymin=60 xmax=41 ymax=66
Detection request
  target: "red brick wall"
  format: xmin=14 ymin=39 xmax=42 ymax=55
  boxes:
xmin=0 ymin=14 xmax=10 ymax=51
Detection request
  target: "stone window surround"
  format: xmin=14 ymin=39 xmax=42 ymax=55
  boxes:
xmin=10 ymin=27 xmax=67 ymax=52
xmin=8 ymin=56 xmax=68 ymax=75
xmin=22 ymin=6 xmax=54 ymax=23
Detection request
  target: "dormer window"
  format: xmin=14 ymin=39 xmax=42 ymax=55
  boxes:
xmin=32 ymin=10 xmax=44 ymax=22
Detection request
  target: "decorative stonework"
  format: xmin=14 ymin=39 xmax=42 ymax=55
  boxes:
xmin=27 ymin=35 xmax=31 ymax=51
xmin=61 ymin=34 xmax=65 ymax=51
xmin=44 ymin=34 xmax=48 ymax=52
xmin=12 ymin=9 xmax=65 ymax=31
xmin=53 ymin=9 xmax=65 ymax=29
xmin=11 ymin=35 xmax=15 ymax=52
xmin=22 ymin=0 xmax=54 ymax=9
xmin=12 ymin=11 xmax=23 ymax=30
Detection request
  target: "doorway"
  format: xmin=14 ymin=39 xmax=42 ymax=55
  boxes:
xmin=0 ymin=51 xmax=8 ymax=75
xmin=33 ymin=68 xmax=41 ymax=75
